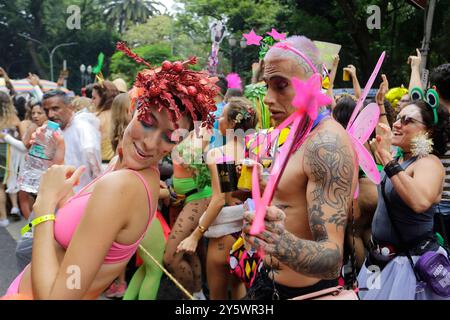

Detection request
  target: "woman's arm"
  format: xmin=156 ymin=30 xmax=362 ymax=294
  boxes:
xmin=176 ymin=148 xmax=226 ymax=253
xmin=375 ymin=74 xmax=390 ymax=129
xmin=326 ymin=55 xmax=339 ymax=102
xmin=198 ymin=151 xmax=227 ymax=231
xmin=343 ymin=65 xmax=361 ymax=100
xmin=1 ymin=133 xmax=27 ymax=152
xmin=22 ymin=123 xmax=38 ymax=149
xmin=27 ymin=73 xmax=44 ymax=102
xmin=375 ymin=124 xmax=444 ymax=213
xmin=31 ymin=167 xmax=144 ymax=299
xmin=18 ymin=120 xmax=32 ymax=140
xmin=31 ymin=165 xmax=86 ymax=299
xmin=0 ymin=67 xmax=16 ymax=96
xmin=388 ymin=157 xmax=444 ymax=213
xmin=408 ymin=49 xmax=423 ymax=92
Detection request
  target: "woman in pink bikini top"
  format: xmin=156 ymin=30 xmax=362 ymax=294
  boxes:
xmin=4 ymin=45 xmax=219 ymax=300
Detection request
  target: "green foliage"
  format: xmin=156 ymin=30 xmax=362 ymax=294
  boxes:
xmin=279 ymin=0 xmax=449 ymax=87
xmin=100 ymin=0 xmax=163 ymax=33
xmin=180 ymin=0 xmax=285 ymax=32
xmin=122 ymin=15 xmax=173 ymax=46
xmin=122 ymin=14 xmax=211 ymax=69
xmin=0 ymin=0 xmax=119 ymax=93
xmin=1 ymin=0 xmax=449 ymax=95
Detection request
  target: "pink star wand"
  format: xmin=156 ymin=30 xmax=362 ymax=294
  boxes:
xmin=250 ymin=74 xmax=332 ymax=235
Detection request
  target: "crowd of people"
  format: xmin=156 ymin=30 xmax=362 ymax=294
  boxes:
xmin=0 ymin=33 xmax=449 ymax=300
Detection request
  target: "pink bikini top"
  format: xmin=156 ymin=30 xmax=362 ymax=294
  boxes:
xmin=54 ymin=168 xmax=157 ymax=264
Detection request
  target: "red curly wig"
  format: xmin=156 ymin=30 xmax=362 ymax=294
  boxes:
xmin=116 ymin=42 xmax=219 ymax=128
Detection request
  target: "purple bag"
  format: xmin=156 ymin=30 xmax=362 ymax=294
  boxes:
xmin=415 ymin=251 xmax=450 ymax=297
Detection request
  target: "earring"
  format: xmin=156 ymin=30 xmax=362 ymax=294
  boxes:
xmin=411 ymin=133 xmax=433 ymax=159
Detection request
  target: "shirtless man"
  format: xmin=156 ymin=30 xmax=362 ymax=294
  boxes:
xmin=242 ymin=36 xmax=359 ymax=300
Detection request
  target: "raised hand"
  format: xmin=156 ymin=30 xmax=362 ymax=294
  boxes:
xmin=27 ymin=73 xmax=40 ymax=87
xmin=0 ymin=67 xmax=9 ymax=80
xmin=343 ymin=64 xmax=357 ymax=78
xmin=376 ymin=74 xmax=389 ymax=105
xmin=36 ymin=165 xmax=86 ymax=213
xmin=408 ymin=48 xmax=422 ymax=68
xmin=242 ymin=205 xmax=286 ymax=255
xmin=176 ymin=235 xmax=199 ymax=254
xmin=331 ymin=54 xmax=340 ymax=69
xmin=30 ymin=124 xmax=65 ymax=165
xmin=374 ymin=123 xmax=393 ymax=165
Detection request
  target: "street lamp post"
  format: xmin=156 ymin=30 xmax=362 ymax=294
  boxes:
xmin=80 ymin=64 xmax=93 ymax=88
xmin=86 ymin=65 xmax=92 ymax=85
xmin=49 ymin=42 xmax=77 ymax=82
xmin=80 ymin=64 xmax=86 ymax=87
xmin=420 ymin=0 xmax=437 ymax=82
xmin=18 ymin=33 xmax=77 ymax=81
xmin=228 ymin=35 xmax=237 ymax=72
xmin=240 ymin=38 xmax=247 ymax=49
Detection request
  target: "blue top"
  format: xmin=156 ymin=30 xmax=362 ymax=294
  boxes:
xmin=210 ymin=102 xmax=226 ymax=149
xmin=371 ymin=157 xmax=435 ymax=246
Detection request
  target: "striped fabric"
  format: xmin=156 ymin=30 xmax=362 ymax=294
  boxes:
xmin=0 ymin=79 xmax=70 ymax=93
xmin=0 ymin=142 xmax=9 ymax=183
xmin=441 ymin=142 xmax=450 ymax=200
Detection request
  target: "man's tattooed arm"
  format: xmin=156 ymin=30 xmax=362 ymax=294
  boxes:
xmin=273 ymin=233 xmax=342 ymax=279
xmin=272 ymin=130 xmax=355 ymax=279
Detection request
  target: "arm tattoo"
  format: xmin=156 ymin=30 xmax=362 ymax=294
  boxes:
xmin=309 ymin=204 xmax=328 ymax=241
xmin=271 ymin=130 xmax=354 ymax=278
xmin=305 ymin=130 xmax=354 ymax=234
xmin=274 ymin=232 xmax=342 ymax=279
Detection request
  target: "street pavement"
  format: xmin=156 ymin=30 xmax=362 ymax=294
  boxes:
xmin=0 ymin=218 xmax=26 ymax=296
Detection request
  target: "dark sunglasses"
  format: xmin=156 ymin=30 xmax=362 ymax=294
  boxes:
xmin=396 ymin=115 xmax=426 ymax=126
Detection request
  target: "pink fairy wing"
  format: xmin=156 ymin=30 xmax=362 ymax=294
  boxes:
xmin=347 ymin=102 xmax=380 ymax=144
xmin=351 ymin=136 xmax=381 ymax=184
xmin=347 ymin=52 xmax=385 ymax=129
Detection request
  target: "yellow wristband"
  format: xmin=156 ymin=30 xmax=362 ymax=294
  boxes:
xmin=21 ymin=214 xmax=56 ymax=236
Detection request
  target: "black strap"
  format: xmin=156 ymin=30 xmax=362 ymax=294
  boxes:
xmin=380 ymin=176 xmax=422 ymax=282
xmin=185 ymin=187 xmax=200 ymax=198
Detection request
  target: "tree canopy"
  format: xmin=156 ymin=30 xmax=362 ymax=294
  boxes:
xmin=0 ymin=0 xmax=448 ymax=94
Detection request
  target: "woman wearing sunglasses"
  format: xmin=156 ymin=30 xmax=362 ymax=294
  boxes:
xmin=357 ymin=96 xmax=449 ymax=300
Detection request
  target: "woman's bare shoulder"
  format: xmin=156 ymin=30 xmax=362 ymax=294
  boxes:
xmin=92 ymin=169 xmax=155 ymax=200
xmin=415 ymin=154 xmax=444 ymax=171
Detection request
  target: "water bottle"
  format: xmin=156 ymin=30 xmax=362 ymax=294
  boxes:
xmin=19 ymin=121 xmax=61 ymax=193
